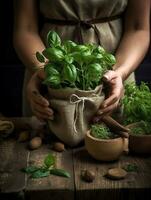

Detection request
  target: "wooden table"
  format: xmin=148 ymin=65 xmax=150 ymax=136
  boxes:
xmin=0 ymin=139 xmax=151 ymax=200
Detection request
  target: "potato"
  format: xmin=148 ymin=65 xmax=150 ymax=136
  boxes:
xmin=29 ymin=137 xmax=42 ymax=150
xmin=53 ymin=142 xmax=65 ymax=152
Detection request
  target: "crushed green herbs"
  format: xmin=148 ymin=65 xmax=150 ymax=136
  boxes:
xmin=123 ymin=164 xmax=139 ymax=172
xmin=21 ymin=154 xmax=70 ymax=179
xmin=36 ymin=31 xmax=116 ymax=90
xmin=91 ymin=124 xmax=117 ymax=139
xmin=130 ymin=121 xmax=151 ymax=136
xmin=122 ymin=82 xmax=151 ymax=125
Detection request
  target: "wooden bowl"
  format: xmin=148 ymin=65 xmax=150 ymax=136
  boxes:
xmin=85 ymin=130 xmax=127 ymax=161
xmin=126 ymin=122 xmax=151 ymax=154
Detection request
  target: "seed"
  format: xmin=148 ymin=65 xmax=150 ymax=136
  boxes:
xmin=18 ymin=131 xmax=30 ymax=142
xmin=106 ymin=168 xmax=127 ymax=180
xmin=81 ymin=170 xmax=95 ymax=182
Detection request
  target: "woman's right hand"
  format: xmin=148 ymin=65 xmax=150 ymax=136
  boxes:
xmin=27 ymin=70 xmax=54 ymax=120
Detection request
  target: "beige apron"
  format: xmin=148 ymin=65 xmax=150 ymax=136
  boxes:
xmin=23 ymin=0 xmax=134 ymax=116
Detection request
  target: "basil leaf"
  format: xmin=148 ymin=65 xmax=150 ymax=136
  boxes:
xmin=44 ymin=64 xmax=60 ymax=76
xmin=74 ymin=45 xmax=89 ymax=52
xmin=63 ymin=40 xmax=77 ymax=53
xmin=21 ymin=166 xmax=40 ymax=174
xmin=43 ymin=75 xmax=61 ymax=87
xmin=31 ymin=169 xmax=50 ymax=179
xmin=36 ymin=52 xmax=45 ymax=63
xmin=50 ymin=168 xmax=71 ymax=178
xmin=93 ymin=53 xmax=103 ymax=60
xmin=71 ymin=52 xmax=83 ymax=64
xmin=87 ymin=63 xmax=103 ymax=81
xmin=47 ymin=31 xmax=61 ymax=47
xmin=95 ymin=46 xmax=105 ymax=54
xmin=64 ymin=55 xmax=74 ymax=64
xmin=63 ymin=64 xmax=77 ymax=83
xmin=42 ymin=48 xmax=64 ymax=61
xmin=44 ymin=154 xmax=55 ymax=168
xmin=104 ymin=53 xmax=116 ymax=66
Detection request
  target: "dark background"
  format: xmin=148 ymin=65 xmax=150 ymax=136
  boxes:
xmin=0 ymin=0 xmax=151 ymax=117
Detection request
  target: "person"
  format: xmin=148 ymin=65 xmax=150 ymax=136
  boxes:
xmin=13 ymin=0 xmax=150 ymax=120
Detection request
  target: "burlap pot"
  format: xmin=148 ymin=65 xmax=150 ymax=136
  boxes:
xmin=47 ymin=85 xmax=105 ymax=146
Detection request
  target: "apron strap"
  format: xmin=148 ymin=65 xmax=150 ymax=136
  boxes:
xmin=44 ymin=14 xmax=122 ymax=45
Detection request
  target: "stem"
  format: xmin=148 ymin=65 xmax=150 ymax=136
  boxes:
xmin=80 ymin=63 xmax=85 ymax=90
xmin=85 ymin=69 xmax=88 ymax=90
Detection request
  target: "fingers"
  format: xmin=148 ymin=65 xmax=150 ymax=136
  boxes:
xmin=97 ymin=70 xmax=124 ymax=116
xmin=26 ymin=72 xmax=53 ymax=120
xmin=30 ymin=91 xmax=54 ymax=120
xmin=32 ymin=91 xmax=49 ymax=107
xmin=93 ymin=111 xmax=112 ymax=123
xmin=98 ymin=102 xmax=119 ymax=116
xmin=32 ymin=99 xmax=53 ymax=116
xmin=101 ymin=93 xmax=119 ymax=108
xmin=103 ymin=70 xmax=117 ymax=82
xmin=32 ymin=105 xmax=54 ymax=120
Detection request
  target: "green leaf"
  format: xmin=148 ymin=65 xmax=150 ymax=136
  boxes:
xmin=42 ymin=47 xmax=64 ymax=61
xmin=95 ymin=46 xmax=105 ymax=54
xmin=64 ymin=55 xmax=74 ymax=64
xmin=70 ymin=52 xmax=82 ymax=64
xmin=47 ymin=31 xmax=61 ymax=47
xmin=44 ymin=154 xmax=55 ymax=168
xmin=36 ymin=51 xmax=45 ymax=63
xmin=91 ymin=124 xmax=114 ymax=139
xmin=122 ymin=82 xmax=151 ymax=124
xmin=31 ymin=169 xmax=50 ymax=179
xmin=62 ymin=64 xmax=77 ymax=83
xmin=63 ymin=40 xmax=77 ymax=53
xmin=43 ymin=75 xmax=61 ymax=87
xmin=104 ymin=53 xmax=116 ymax=66
xmin=123 ymin=164 xmax=139 ymax=172
xmin=87 ymin=63 xmax=103 ymax=82
xmin=74 ymin=45 xmax=89 ymax=52
xmin=21 ymin=166 xmax=40 ymax=174
xmin=44 ymin=64 xmax=60 ymax=76
xmin=50 ymin=168 xmax=71 ymax=178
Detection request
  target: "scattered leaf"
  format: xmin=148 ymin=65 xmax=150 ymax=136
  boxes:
xmin=50 ymin=168 xmax=71 ymax=178
xmin=44 ymin=154 xmax=55 ymax=168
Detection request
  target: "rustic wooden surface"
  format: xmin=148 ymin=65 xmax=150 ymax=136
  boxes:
xmin=0 ymin=139 xmax=151 ymax=200
xmin=26 ymin=145 xmax=74 ymax=200
xmin=73 ymin=148 xmax=151 ymax=200
xmin=0 ymin=139 xmax=29 ymax=200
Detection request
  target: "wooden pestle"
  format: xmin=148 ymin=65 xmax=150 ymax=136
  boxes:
xmin=101 ymin=116 xmax=129 ymax=138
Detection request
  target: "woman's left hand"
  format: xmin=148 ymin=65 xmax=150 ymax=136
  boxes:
xmin=94 ymin=70 xmax=124 ymax=121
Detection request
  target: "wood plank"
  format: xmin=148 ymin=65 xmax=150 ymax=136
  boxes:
xmin=25 ymin=145 xmax=74 ymax=200
xmin=0 ymin=139 xmax=29 ymax=197
xmin=73 ymin=147 xmax=151 ymax=200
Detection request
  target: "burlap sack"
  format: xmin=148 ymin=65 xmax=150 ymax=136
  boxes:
xmin=0 ymin=120 xmax=14 ymax=138
xmin=47 ymin=85 xmax=105 ymax=146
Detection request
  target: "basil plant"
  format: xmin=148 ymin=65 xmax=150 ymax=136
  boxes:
xmin=36 ymin=31 xmax=116 ymax=90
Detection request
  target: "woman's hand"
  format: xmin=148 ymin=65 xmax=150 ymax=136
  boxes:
xmin=94 ymin=70 xmax=124 ymax=122
xmin=27 ymin=70 xmax=54 ymax=120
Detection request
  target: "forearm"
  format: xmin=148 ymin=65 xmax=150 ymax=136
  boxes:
xmin=113 ymin=30 xmax=150 ymax=81
xmin=13 ymin=31 xmax=46 ymax=74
